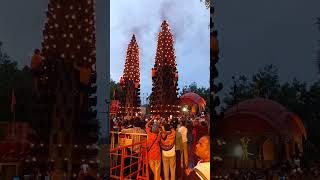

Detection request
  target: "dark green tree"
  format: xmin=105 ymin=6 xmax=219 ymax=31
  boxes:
xmin=0 ymin=41 xmax=32 ymax=122
xmin=200 ymin=0 xmax=210 ymax=9
xmin=224 ymin=64 xmax=280 ymax=106
xmin=110 ymin=79 xmax=121 ymax=100
xmin=251 ymin=64 xmax=280 ymax=99
xmin=223 ymin=75 xmax=252 ymax=107
xmin=276 ymin=79 xmax=307 ymax=116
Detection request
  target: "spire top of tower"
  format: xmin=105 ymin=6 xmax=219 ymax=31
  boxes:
xmin=161 ymin=20 xmax=170 ymax=31
xmin=162 ymin=20 xmax=169 ymax=26
xmin=131 ymin=34 xmax=137 ymax=44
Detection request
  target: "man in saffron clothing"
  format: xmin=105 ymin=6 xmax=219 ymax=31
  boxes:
xmin=145 ymin=119 xmax=161 ymax=180
xmin=31 ymin=49 xmax=42 ymax=98
xmin=74 ymin=61 xmax=92 ymax=109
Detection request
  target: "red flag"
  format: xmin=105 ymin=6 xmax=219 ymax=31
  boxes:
xmin=11 ymin=89 xmax=16 ymax=112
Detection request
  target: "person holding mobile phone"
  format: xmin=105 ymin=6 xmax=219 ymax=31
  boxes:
xmin=145 ymin=119 xmax=161 ymax=180
xmin=160 ymin=123 xmax=176 ymax=180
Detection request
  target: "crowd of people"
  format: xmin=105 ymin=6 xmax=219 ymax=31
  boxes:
xmin=111 ymin=114 xmax=210 ymax=180
xmin=213 ymin=156 xmax=320 ymax=179
xmin=18 ymin=163 xmax=102 ymax=180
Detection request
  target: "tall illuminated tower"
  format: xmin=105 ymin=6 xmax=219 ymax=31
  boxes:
xmin=32 ymin=0 xmax=99 ymax=177
xmin=119 ymin=35 xmax=141 ymax=119
xmin=150 ymin=20 xmax=180 ymax=118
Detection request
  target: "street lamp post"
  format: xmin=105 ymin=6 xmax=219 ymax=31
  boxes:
xmin=182 ymin=106 xmax=189 ymax=120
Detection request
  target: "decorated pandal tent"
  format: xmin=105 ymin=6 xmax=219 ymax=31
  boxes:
xmin=180 ymin=92 xmax=206 ymax=114
xmin=216 ymin=98 xmax=306 ymax=169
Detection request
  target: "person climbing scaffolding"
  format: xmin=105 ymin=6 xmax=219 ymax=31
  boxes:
xmin=73 ymin=61 xmax=92 ymax=110
xmin=31 ymin=49 xmax=42 ymax=98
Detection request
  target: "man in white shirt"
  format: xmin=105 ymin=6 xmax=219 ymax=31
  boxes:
xmin=178 ymin=120 xmax=188 ymax=170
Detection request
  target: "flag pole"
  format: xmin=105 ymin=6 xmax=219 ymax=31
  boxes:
xmin=11 ymin=89 xmax=16 ymax=138
xmin=13 ymin=103 xmax=15 ymax=137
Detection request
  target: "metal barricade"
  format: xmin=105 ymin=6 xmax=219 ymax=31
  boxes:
xmin=110 ymin=131 xmax=148 ymax=150
xmin=109 ymin=132 xmax=149 ymax=180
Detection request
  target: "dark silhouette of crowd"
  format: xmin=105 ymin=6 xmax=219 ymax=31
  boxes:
xmin=213 ymin=155 xmax=320 ymax=180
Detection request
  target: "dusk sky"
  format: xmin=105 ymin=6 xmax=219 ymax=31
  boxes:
xmin=215 ymin=0 xmax=320 ymax=99
xmin=1 ymin=0 xmax=319 ymax=118
xmin=110 ymin=0 xmax=210 ymax=101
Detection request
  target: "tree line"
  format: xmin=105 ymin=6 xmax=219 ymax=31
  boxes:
xmin=0 ymin=41 xmax=32 ymax=123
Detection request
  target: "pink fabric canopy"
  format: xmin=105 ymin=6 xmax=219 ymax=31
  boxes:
xmin=180 ymin=92 xmax=206 ymax=110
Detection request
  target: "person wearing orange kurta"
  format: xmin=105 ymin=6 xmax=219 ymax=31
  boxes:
xmin=31 ymin=49 xmax=42 ymax=98
xmin=74 ymin=62 xmax=92 ymax=108
xmin=145 ymin=120 xmax=161 ymax=180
